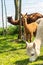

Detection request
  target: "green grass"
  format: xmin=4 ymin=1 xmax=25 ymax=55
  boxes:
xmin=0 ymin=34 xmax=43 ymax=65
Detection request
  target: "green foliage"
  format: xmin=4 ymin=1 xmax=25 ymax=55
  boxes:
xmin=0 ymin=25 xmax=24 ymax=35
xmin=0 ymin=28 xmax=3 ymax=35
xmin=0 ymin=25 xmax=20 ymax=35
xmin=0 ymin=28 xmax=6 ymax=35
xmin=7 ymin=25 xmax=19 ymax=35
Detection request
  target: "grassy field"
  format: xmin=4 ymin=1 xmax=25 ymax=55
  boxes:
xmin=0 ymin=34 xmax=43 ymax=65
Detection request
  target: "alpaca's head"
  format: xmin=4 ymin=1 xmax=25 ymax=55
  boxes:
xmin=21 ymin=13 xmax=28 ymax=23
xmin=7 ymin=16 xmax=12 ymax=22
xmin=26 ymin=41 xmax=40 ymax=61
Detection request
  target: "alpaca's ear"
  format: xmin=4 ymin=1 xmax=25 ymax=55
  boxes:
xmin=25 ymin=13 xmax=27 ymax=15
xmin=26 ymin=41 xmax=29 ymax=47
xmin=25 ymin=13 xmax=27 ymax=16
xmin=25 ymin=13 xmax=28 ymax=18
xmin=33 ymin=42 xmax=35 ymax=49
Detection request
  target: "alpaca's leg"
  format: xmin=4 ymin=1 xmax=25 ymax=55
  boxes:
xmin=30 ymin=33 xmax=33 ymax=42
xmin=23 ymin=31 xmax=26 ymax=41
xmin=30 ymin=33 xmax=31 ymax=42
xmin=34 ymin=29 xmax=37 ymax=37
xmin=26 ymin=34 xmax=28 ymax=41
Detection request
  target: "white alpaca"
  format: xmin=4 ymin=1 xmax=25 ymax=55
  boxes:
xmin=26 ymin=18 xmax=43 ymax=62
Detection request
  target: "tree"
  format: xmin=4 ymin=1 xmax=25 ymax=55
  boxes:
xmin=14 ymin=0 xmax=22 ymax=39
xmin=1 ymin=0 xmax=4 ymax=35
xmin=4 ymin=0 xmax=7 ymax=34
xmin=14 ymin=0 xmax=19 ymax=20
xmin=18 ymin=0 xmax=22 ymax=39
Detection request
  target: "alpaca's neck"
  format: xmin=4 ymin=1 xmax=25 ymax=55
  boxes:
xmin=34 ymin=38 xmax=41 ymax=49
xmin=23 ymin=18 xmax=27 ymax=28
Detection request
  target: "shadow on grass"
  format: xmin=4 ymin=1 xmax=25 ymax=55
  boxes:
xmin=0 ymin=45 xmax=26 ymax=53
xmin=8 ymin=39 xmax=25 ymax=44
xmin=0 ymin=40 xmax=26 ymax=53
xmin=0 ymin=34 xmax=26 ymax=53
xmin=36 ymin=55 xmax=43 ymax=61
xmin=14 ymin=56 xmax=43 ymax=65
xmin=0 ymin=45 xmax=17 ymax=53
xmin=33 ymin=56 xmax=43 ymax=65
xmin=15 ymin=58 xmax=31 ymax=65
